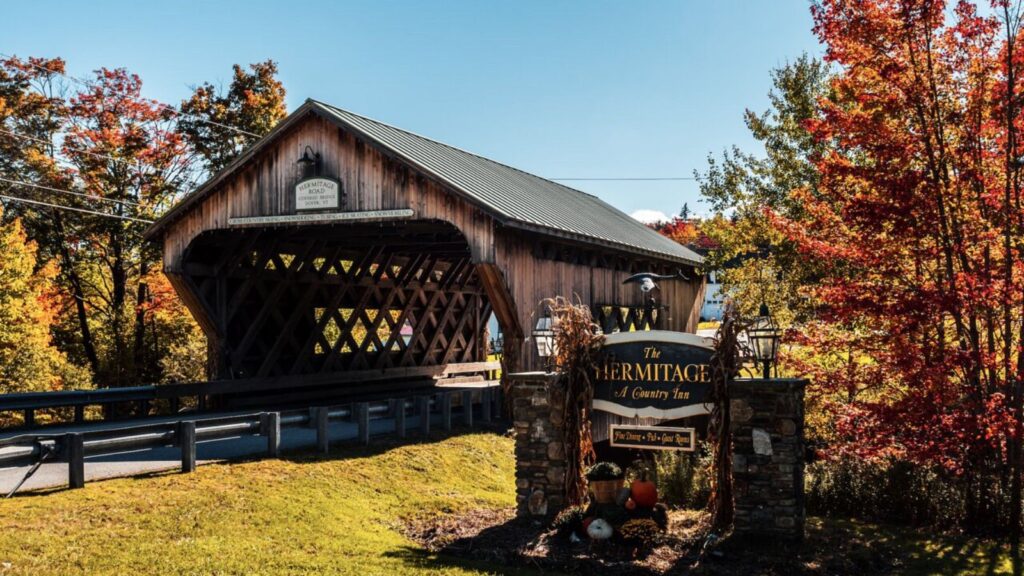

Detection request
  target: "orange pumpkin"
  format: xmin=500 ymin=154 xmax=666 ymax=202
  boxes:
xmin=624 ymin=498 xmax=637 ymax=511
xmin=630 ymin=479 xmax=658 ymax=508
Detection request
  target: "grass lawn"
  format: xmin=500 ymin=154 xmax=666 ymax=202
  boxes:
xmin=0 ymin=433 xmax=531 ymax=576
xmin=0 ymin=431 xmax=1017 ymax=575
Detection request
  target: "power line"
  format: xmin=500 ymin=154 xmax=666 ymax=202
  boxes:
xmin=0 ymin=193 xmax=153 ymax=223
xmin=0 ymin=53 xmax=259 ymax=138
xmin=0 ymin=127 xmax=140 ymax=166
xmin=0 ymin=176 xmax=144 ymax=208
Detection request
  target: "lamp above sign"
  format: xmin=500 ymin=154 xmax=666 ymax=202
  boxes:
xmin=295 ymin=177 xmax=343 ymax=211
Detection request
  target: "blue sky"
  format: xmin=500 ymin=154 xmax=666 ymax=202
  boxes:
xmin=1 ymin=1 xmax=822 ymax=220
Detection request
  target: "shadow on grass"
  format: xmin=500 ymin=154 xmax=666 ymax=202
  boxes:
xmin=697 ymin=517 xmax=1014 ymax=576
xmin=383 ymin=545 xmax=555 ymax=576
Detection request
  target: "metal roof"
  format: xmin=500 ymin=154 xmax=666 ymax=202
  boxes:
xmin=147 ymin=99 xmax=702 ymax=266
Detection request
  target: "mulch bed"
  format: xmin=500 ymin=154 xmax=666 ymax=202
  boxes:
xmin=401 ymin=508 xmax=914 ymax=575
xmin=402 ymin=507 xmax=710 ymax=575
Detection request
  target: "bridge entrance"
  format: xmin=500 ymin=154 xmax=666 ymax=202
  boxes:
xmin=181 ymin=221 xmax=490 ymax=388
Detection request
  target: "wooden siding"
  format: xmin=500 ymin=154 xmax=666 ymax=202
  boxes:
xmin=492 ymin=232 xmax=704 ymax=371
xmin=162 ymin=114 xmax=496 ymax=271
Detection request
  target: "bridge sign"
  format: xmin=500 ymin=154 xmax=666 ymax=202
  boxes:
xmin=593 ymin=331 xmax=714 ymax=420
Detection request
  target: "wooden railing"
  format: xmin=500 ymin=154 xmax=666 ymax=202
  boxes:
xmin=0 ymin=383 xmax=501 ymax=495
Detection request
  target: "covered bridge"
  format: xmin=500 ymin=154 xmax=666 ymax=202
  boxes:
xmin=144 ymin=99 xmax=704 ymax=400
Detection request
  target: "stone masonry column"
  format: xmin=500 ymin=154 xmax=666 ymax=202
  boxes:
xmin=729 ymin=378 xmax=807 ymax=540
xmin=509 ymin=372 xmax=566 ymax=516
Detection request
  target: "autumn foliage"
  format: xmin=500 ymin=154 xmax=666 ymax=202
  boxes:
xmin=770 ymin=0 xmax=1024 ymax=529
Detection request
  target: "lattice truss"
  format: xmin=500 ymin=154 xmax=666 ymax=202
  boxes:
xmin=593 ymin=304 xmax=660 ymax=334
xmin=180 ymin=224 xmax=491 ymax=378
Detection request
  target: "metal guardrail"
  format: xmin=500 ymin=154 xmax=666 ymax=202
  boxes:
xmin=0 ymin=361 xmax=502 ymax=430
xmin=0 ymin=385 xmax=501 ymax=495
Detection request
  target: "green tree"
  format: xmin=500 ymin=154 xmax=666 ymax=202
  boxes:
xmin=697 ymin=54 xmax=831 ymax=325
xmin=178 ymin=60 xmax=287 ymax=173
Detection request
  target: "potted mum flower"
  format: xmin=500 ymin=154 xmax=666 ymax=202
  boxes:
xmin=585 ymin=461 xmax=624 ymax=504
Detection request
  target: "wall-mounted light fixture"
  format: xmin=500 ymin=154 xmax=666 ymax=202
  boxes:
xmin=297 ymin=145 xmax=320 ymax=175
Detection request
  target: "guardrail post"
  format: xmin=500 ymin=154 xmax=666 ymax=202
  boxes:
xmin=462 ymin=390 xmax=474 ymax=427
xmin=481 ymin=388 xmax=492 ymax=423
xmin=24 ymin=409 xmax=34 ymax=427
xmin=170 ymin=397 xmax=180 ymax=414
xmin=357 ymin=403 xmax=370 ymax=445
xmin=419 ymin=396 xmax=431 ymax=436
xmin=261 ymin=412 xmax=281 ymax=457
xmin=316 ymin=407 xmax=330 ymax=454
xmin=66 ymin=433 xmax=84 ymax=489
xmin=74 ymin=405 xmax=85 ymax=424
xmin=395 ymin=398 xmax=407 ymax=438
xmin=179 ymin=421 xmax=196 ymax=473
xmin=441 ymin=392 xmax=452 ymax=431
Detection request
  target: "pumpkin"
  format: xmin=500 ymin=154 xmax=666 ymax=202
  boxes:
xmin=624 ymin=498 xmax=637 ymax=511
xmin=586 ymin=518 xmax=614 ymax=540
xmin=630 ymin=478 xmax=658 ymax=508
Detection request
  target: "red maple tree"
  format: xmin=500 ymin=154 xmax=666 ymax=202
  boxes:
xmin=777 ymin=0 xmax=1024 ymax=531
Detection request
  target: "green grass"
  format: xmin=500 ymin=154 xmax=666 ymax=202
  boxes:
xmin=0 ymin=433 xmax=532 ymax=576
xmin=0 ymin=432 xmax=1017 ymax=575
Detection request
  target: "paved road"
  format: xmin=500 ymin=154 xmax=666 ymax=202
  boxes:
xmin=0 ymin=410 xmax=428 ymax=496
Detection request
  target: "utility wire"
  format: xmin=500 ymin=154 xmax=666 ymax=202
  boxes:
xmin=0 ymin=53 xmax=259 ymax=138
xmin=0 ymin=127 xmax=137 ymax=166
xmin=0 ymin=193 xmax=153 ymax=223
xmin=0 ymin=176 xmax=145 ymax=208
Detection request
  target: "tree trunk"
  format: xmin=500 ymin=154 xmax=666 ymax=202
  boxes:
xmin=54 ymin=215 xmax=100 ymax=377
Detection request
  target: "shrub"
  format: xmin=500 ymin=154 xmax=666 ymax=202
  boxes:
xmin=618 ymin=518 xmax=662 ymax=553
xmin=585 ymin=461 xmax=624 ymax=481
xmin=806 ymin=458 xmax=1009 ymax=532
xmin=552 ymin=505 xmax=586 ymax=534
xmin=653 ymin=442 xmax=711 ymax=508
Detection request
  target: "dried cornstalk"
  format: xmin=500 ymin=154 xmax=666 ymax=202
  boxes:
xmin=542 ymin=295 xmax=603 ymax=506
xmin=707 ymin=303 xmax=743 ymax=531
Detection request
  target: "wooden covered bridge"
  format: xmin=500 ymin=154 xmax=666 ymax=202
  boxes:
xmin=143 ymin=99 xmax=705 ymax=403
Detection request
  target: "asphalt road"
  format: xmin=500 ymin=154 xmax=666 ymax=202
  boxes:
xmin=0 ymin=410 xmax=427 ymax=496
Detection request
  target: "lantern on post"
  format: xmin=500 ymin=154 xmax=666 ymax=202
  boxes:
xmin=747 ymin=303 xmax=781 ymax=379
xmin=532 ymin=314 xmax=556 ymax=360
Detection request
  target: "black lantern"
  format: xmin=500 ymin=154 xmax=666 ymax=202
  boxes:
xmin=296 ymin=145 xmax=320 ymax=175
xmin=747 ymin=303 xmax=781 ymax=379
xmin=532 ymin=314 xmax=556 ymax=359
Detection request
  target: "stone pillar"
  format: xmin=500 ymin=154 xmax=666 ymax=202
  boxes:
xmin=509 ymin=372 xmax=566 ymax=516
xmin=729 ymin=378 xmax=807 ymax=540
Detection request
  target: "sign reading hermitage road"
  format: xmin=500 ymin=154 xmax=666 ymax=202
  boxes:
xmin=593 ymin=331 xmax=714 ymax=419
xmin=227 ymin=176 xmax=415 ymax=227
xmin=296 ymin=177 xmax=342 ymax=210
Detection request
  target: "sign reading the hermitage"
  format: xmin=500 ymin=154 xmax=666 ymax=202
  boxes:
xmin=295 ymin=177 xmax=342 ymax=211
xmin=592 ymin=331 xmax=714 ymax=419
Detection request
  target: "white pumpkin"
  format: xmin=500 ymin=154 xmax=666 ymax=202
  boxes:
xmin=586 ymin=518 xmax=614 ymax=541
